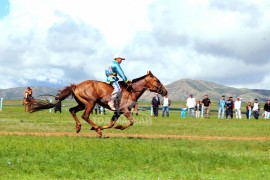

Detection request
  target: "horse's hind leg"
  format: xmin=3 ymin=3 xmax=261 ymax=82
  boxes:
xmin=69 ymin=104 xmax=85 ymax=133
xmin=81 ymin=102 xmax=102 ymax=137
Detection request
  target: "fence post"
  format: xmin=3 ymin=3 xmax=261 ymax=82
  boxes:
xmin=150 ymin=106 xmax=153 ymax=116
xmin=0 ymin=98 xmax=3 ymax=111
xmin=201 ymin=105 xmax=204 ymax=118
xmin=49 ymin=99 xmax=52 ymax=113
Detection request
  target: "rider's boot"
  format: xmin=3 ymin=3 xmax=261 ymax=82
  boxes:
xmin=115 ymin=98 xmax=120 ymax=115
xmin=108 ymin=101 xmax=116 ymax=111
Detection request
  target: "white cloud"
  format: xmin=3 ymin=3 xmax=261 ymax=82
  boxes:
xmin=1 ymin=0 xmax=270 ymax=90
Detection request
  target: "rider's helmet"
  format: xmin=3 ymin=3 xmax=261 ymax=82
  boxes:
xmin=114 ymin=54 xmax=125 ymax=60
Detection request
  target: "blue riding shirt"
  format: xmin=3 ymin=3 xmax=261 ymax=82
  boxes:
xmin=105 ymin=60 xmax=128 ymax=83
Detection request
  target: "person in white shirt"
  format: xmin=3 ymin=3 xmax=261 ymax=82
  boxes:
xmin=234 ymin=97 xmax=242 ymax=119
xmin=162 ymin=95 xmax=171 ymax=117
xmin=186 ymin=94 xmax=196 ymax=118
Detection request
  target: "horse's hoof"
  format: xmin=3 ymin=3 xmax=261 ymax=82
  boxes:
xmin=90 ymin=127 xmax=95 ymax=131
xmin=95 ymin=128 xmax=102 ymax=137
xmin=76 ymin=128 xmax=81 ymax=133
xmin=96 ymin=133 xmax=102 ymax=138
xmin=76 ymin=125 xmax=81 ymax=133
xmin=114 ymin=125 xmax=123 ymax=129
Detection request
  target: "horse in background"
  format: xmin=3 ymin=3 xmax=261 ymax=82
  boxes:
xmin=23 ymin=94 xmax=34 ymax=112
xmin=23 ymin=87 xmax=34 ymax=112
xmin=29 ymin=71 xmax=167 ymax=137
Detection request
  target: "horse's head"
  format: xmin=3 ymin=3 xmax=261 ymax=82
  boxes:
xmin=145 ymin=71 xmax=168 ymax=96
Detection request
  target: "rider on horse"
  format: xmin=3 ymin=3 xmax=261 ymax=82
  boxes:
xmin=105 ymin=55 xmax=130 ymax=111
xmin=24 ymin=87 xmax=33 ymax=100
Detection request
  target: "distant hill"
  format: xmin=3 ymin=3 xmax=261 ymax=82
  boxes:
xmin=140 ymin=79 xmax=270 ymax=102
xmin=1 ymin=79 xmax=270 ymax=102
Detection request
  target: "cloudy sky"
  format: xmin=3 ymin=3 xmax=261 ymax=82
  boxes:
xmin=1 ymin=0 xmax=270 ymax=89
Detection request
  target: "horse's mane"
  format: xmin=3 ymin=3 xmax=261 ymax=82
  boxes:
xmin=118 ymin=74 xmax=148 ymax=91
xmin=131 ymin=74 xmax=148 ymax=83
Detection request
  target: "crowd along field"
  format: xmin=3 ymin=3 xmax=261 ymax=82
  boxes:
xmin=0 ymin=100 xmax=270 ymax=179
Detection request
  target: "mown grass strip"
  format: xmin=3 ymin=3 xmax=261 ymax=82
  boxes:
xmin=0 ymin=135 xmax=269 ymax=179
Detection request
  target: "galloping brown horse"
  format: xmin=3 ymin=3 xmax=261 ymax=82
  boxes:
xmin=29 ymin=71 xmax=167 ymax=137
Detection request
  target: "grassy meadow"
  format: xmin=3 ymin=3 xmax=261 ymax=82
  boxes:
xmin=0 ymin=100 xmax=270 ymax=179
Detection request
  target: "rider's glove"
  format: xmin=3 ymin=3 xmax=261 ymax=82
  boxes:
xmin=125 ymin=79 xmax=132 ymax=84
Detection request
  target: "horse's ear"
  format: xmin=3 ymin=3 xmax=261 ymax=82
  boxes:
xmin=147 ymin=70 xmax=153 ymax=77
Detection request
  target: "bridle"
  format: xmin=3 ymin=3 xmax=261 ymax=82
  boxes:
xmin=123 ymin=76 xmax=165 ymax=106
xmin=144 ymin=78 xmax=164 ymax=95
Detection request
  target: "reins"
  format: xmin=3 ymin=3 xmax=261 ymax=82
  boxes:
xmin=144 ymin=79 xmax=164 ymax=94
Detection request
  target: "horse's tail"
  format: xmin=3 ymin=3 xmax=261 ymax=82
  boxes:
xmin=58 ymin=84 xmax=76 ymax=101
xmin=29 ymin=84 xmax=77 ymax=113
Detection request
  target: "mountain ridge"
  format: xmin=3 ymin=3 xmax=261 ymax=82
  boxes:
xmin=140 ymin=79 xmax=270 ymax=102
xmin=1 ymin=79 xmax=270 ymax=102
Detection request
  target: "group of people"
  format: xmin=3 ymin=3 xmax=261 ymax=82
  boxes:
xmin=183 ymin=94 xmax=211 ymax=118
xmin=151 ymin=92 xmax=270 ymax=120
xmin=218 ymin=96 xmax=270 ymax=120
xmin=151 ymin=93 xmax=171 ymax=117
xmin=92 ymin=104 xmax=106 ymax=115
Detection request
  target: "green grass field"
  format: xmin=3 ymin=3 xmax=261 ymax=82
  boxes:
xmin=0 ymin=100 xmax=270 ymax=179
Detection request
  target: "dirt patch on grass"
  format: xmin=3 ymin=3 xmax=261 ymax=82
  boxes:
xmin=0 ymin=131 xmax=269 ymax=141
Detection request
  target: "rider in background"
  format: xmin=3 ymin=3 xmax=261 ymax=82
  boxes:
xmin=24 ymin=87 xmax=33 ymax=100
xmin=105 ymin=54 xmax=131 ymax=111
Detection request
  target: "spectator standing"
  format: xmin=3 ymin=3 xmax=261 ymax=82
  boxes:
xmin=263 ymin=100 xmax=270 ymax=120
xmin=234 ymin=97 xmax=242 ymax=119
xmin=253 ymin=99 xmax=260 ymax=120
xmin=24 ymin=87 xmax=33 ymax=100
xmin=225 ymin=96 xmax=234 ymax=119
xmin=100 ymin=106 xmax=106 ymax=115
xmin=180 ymin=105 xmax=188 ymax=118
xmin=162 ymin=95 xmax=171 ymax=117
xmin=195 ymin=100 xmax=202 ymax=118
xmin=151 ymin=93 xmax=160 ymax=117
xmin=186 ymin=94 xmax=196 ymax=118
xmin=201 ymin=95 xmax=211 ymax=118
xmin=246 ymin=102 xmax=252 ymax=119
xmin=92 ymin=104 xmax=99 ymax=115
xmin=218 ymin=95 xmax=226 ymax=119
xmin=54 ymin=90 xmax=62 ymax=113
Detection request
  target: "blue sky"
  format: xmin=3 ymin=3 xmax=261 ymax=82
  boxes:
xmin=1 ymin=0 xmax=270 ymax=89
xmin=0 ymin=0 xmax=10 ymax=19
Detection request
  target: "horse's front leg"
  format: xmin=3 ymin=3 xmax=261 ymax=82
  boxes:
xmin=114 ymin=111 xmax=134 ymax=130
